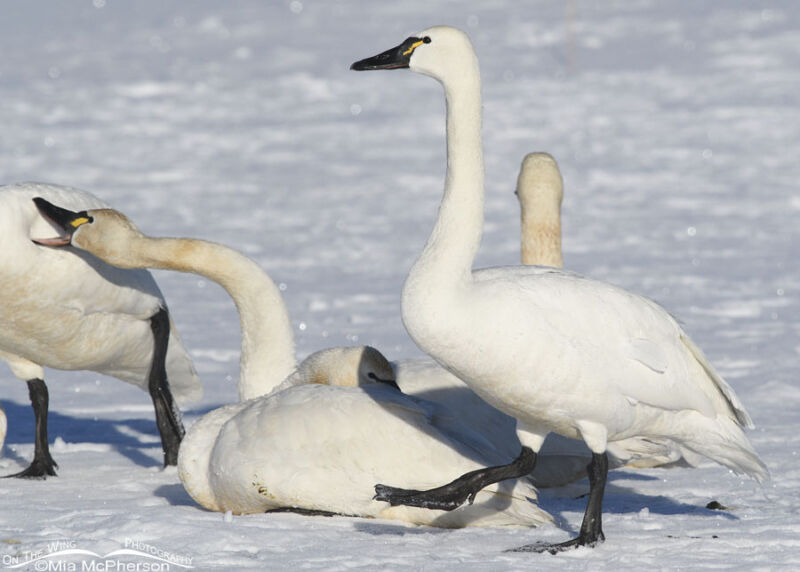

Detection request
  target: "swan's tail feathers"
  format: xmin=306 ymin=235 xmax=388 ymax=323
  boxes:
xmin=681 ymin=415 xmax=768 ymax=483
xmin=379 ymin=479 xmax=553 ymax=528
xmin=681 ymin=332 xmax=753 ymax=428
xmin=165 ymin=314 xmax=202 ymax=404
xmin=608 ymin=436 xmax=686 ymax=469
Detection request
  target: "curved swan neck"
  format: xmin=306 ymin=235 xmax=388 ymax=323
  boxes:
xmin=128 ymin=236 xmax=296 ymax=400
xmin=406 ymin=53 xmax=484 ymax=296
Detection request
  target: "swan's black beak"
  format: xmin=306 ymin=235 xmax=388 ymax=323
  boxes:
xmin=379 ymin=378 xmax=402 ymax=392
xmin=31 ymin=197 xmax=92 ymax=246
xmin=368 ymin=373 xmax=402 ymax=392
xmin=350 ymin=36 xmax=429 ymax=71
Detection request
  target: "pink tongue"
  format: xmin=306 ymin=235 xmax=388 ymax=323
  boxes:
xmin=32 ymin=237 xmax=71 ymax=246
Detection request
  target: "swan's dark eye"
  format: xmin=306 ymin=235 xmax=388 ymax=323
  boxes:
xmin=423 ymin=36 xmax=431 ymax=44
xmin=367 ymin=372 xmax=378 ymax=381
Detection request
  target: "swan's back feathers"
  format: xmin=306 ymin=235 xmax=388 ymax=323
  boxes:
xmin=469 ymin=265 xmax=750 ymax=425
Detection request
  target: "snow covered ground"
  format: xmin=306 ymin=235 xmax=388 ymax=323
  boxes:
xmin=1 ymin=1 xmax=799 ymax=569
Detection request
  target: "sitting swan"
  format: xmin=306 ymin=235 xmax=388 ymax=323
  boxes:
xmin=0 ymin=183 xmax=200 ymax=476
xmin=32 ymin=197 xmax=553 ymax=528
xmin=352 ymin=26 xmax=766 ymax=551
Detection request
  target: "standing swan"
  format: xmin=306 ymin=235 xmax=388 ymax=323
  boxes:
xmin=396 ymin=153 xmax=684 ymax=486
xmin=0 ymin=183 xmax=199 ymax=476
xmin=31 ymin=198 xmax=553 ymax=528
xmin=352 ymin=26 xmax=766 ymax=551
xmin=517 ymin=152 xmax=687 ymax=473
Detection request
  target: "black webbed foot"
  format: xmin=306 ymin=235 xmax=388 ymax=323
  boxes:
xmin=374 ymin=447 xmax=537 ymax=511
xmin=507 ymin=531 xmax=605 ymax=554
xmin=373 ymin=483 xmax=476 ymax=511
xmin=509 ymin=452 xmax=609 ymax=555
xmin=4 ymin=377 xmax=59 ymax=478
xmin=5 ymin=456 xmax=58 ymax=479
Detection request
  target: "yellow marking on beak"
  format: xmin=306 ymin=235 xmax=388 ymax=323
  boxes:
xmin=402 ymin=40 xmax=424 ymax=56
xmin=70 ymin=217 xmax=90 ymax=228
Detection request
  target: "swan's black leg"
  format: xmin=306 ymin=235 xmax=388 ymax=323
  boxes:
xmin=148 ymin=307 xmax=184 ymax=466
xmin=5 ymin=378 xmax=58 ymax=478
xmin=374 ymin=446 xmax=537 ymax=511
xmin=509 ymin=452 xmax=609 ymax=554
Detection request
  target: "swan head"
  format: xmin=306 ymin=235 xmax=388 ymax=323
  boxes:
xmin=31 ymin=197 xmax=144 ymax=269
xmin=516 ymin=152 xmax=563 ymax=212
xmin=297 ymin=346 xmax=399 ymax=390
xmin=350 ymin=26 xmax=478 ymax=84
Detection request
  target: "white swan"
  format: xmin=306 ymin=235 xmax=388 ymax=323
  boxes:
xmin=32 ymin=198 xmax=553 ymax=529
xmin=0 ymin=405 xmax=6 ymax=454
xmin=0 ymin=183 xmax=200 ymax=477
xmin=394 ymin=153 xmax=683 ymax=487
xmin=517 ymin=153 xmax=689 ymax=472
xmin=352 ymin=26 xmax=767 ymax=551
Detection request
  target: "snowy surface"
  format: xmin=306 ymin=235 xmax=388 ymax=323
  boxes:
xmin=1 ymin=1 xmax=799 ymax=569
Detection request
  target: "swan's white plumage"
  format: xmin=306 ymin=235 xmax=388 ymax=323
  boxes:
xmin=58 ymin=207 xmax=550 ymax=527
xmin=379 ymin=26 xmax=766 ymax=483
xmin=199 ymin=383 xmax=550 ymax=527
xmin=0 ymin=183 xmax=200 ymax=401
xmin=0 ymin=405 xmax=6 ymax=453
xmin=391 ymin=153 xmax=686 ymax=486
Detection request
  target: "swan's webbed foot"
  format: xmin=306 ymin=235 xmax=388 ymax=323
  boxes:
xmin=5 ymin=455 xmax=58 ymax=479
xmin=373 ymin=482 xmax=477 ymax=511
xmin=509 ymin=452 xmax=609 ymax=555
xmin=506 ymin=531 xmax=605 ymax=554
xmin=374 ymin=446 xmax=537 ymax=511
xmin=3 ymin=377 xmax=59 ymax=478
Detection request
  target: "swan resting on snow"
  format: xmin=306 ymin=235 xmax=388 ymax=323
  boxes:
xmin=352 ymin=26 xmax=767 ymax=551
xmin=31 ymin=197 xmax=553 ymax=528
xmin=1 ymin=183 xmax=200 ymax=477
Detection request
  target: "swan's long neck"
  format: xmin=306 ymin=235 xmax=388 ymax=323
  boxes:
xmin=521 ymin=196 xmax=562 ymax=268
xmin=404 ymin=61 xmax=484 ymax=305
xmin=128 ymin=236 xmax=296 ymax=400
